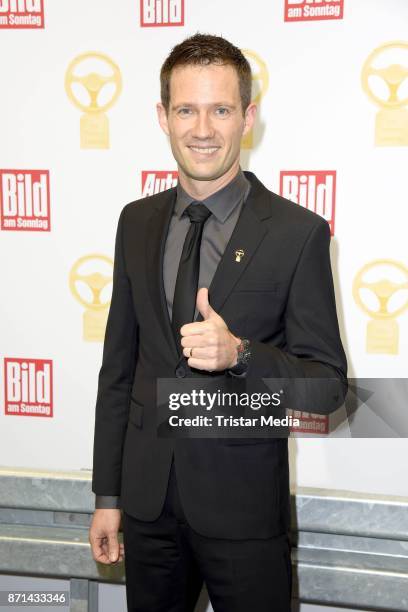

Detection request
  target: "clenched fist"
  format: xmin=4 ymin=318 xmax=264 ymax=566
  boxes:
xmin=89 ymin=509 xmax=124 ymax=565
xmin=180 ymin=287 xmax=240 ymax=371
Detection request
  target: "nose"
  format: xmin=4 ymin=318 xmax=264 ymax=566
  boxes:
xmin=191 ymin=110 xmax=215 ymax=140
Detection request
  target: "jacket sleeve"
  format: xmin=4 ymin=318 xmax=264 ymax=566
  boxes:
xmin=91 ymin=205 xmax=139 ymax=496
xmin=94 ymin=494 xmax=121 ymax=510
xmin=246 ymin=218 xmax=348 ymax=414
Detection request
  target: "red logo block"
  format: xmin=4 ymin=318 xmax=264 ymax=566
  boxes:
xmin=0 ymin=169 xmax=51 ymax=231
xmin=288 ymin=409 xmax=329 ymax=434
xmin=284 ymin=0 xmax=344 ymax=22
xmin=0 ymin=0 xmax=44 ymax=29
xmin=280 ymin=170 xmax=336 ymax=235
xmin=4 ymin=358 xmax=53 ymax=417
xmin=140 ymin=0 xmax=184 ymax=26
xmin=141 ymin=171 xmax=178 ymax=196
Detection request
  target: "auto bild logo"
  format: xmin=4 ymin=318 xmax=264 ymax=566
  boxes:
xmin=280 ymin=170 xmax=336 ymax=235
xmin=141 ymin=171 xmax=178 ymax=196
xmin=0 ymin=170 xmax=50 ymax=231
xmin=140 ymin=0 xmax=184 ymax=27
xmin=284 ymin=0 xmax=344 ymax=22
xmin=4 ymin=358 xmax=53 ymax=417
xmin=0 ymin=0 xmax=44 ymax=29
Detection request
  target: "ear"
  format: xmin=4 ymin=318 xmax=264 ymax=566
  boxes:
xmin=242 ymin=102 xmax=257 ymax=137
xmin=156 ymin=102 xmax=170 ymax=136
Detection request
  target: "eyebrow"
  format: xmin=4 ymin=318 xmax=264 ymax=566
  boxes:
xmin=171 ymin=102 xmax=237 ymax=110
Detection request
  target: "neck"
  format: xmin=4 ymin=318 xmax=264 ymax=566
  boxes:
xmin=177 ymin=160 xmax=241 ymax=200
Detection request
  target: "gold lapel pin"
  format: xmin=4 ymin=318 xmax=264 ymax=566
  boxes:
xmin=235 ymin=249 xmax=245 ymax=262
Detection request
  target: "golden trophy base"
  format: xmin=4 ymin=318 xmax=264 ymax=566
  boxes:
xmin=80 ymin=112 xmax=110 ymax=149
xmin=83 ymin=309 xmax=108 ymax=342
xmin=375 ymin=108 xmax=408 ymax=147
xmin=366 ymin=319 xmax=398 ymax=354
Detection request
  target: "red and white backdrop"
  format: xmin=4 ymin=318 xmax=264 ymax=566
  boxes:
xmin=1 ymin=0 xmax=407 ymax=512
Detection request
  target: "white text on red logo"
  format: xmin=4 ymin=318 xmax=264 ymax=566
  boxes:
xmin=284 ymin=0 xmax=344 ymax=22
xmin=0 ymin=170 xmax=50 ymax=231
xmin=141 ymin=171 xmax=178 ymax=196
xmin=288 ymin=409 xmax=329 ymax=434
xmin=140 ymin=0 xmax=184 ymax=27
xmin=280 ymin=170 xmax=336 ymax=235
xmin=0 ymin=0 xmax=44 ymax=29
xmin=4 ymin=358 xmax=53 ymax=417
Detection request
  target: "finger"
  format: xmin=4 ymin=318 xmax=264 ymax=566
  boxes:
xmin=180 ymin=321 xmax=212 ymax=336
xmin=187 ymin=357 xmax=216 ymax=371
xmin=91 ymin=538 xmax=111 ymax=564
xmin=183 ymin=346 xmax=213 ymax=359
xmin=107 ymin=534 xmax=120 ymax=562
xmin=93 ymin=548 xmax=112 ymax=564
xmin=196 ymin=287 xmax=211 ymax=320
xmin=180 ymin=334 xmax=209 ymax=348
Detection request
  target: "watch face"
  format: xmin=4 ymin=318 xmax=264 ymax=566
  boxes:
xmin=238 ymin=339 xmax=250 ymax=361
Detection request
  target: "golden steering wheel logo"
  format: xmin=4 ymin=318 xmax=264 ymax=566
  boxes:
xmin=65 ymin=52 xmax=122 ymax=149
xmin=353 ymin=260 xmax=408 ymax=354
xmin=241 ymin=50 xmax=269 ymax=149
xmin=361 ymin=41 xmax=408 ymax=146
xmin=69 ymin=254 xmax=114 ymax=342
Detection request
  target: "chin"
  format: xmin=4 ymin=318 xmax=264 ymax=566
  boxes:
xmin=183 ymin=163 xmax=226 ymax=182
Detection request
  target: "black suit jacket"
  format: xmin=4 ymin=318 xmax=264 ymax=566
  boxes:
xmin=92 ymin=171 xmax=347 ymax=539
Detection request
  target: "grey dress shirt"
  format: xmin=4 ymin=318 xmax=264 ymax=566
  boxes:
xmin=95 ymin=168 xmax=251 ymax=510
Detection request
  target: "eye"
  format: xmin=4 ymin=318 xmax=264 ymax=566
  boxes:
xmin=215 ymin=107 xmax=230 ymax=117
xmin=177 ymin=107 xmax=193 ymax=116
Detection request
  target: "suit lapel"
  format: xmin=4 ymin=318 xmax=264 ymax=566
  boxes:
xmin=194 ymin=172 xmax=271 ymax=323
xmin=146 ymin=188 xmax=180 ymax=361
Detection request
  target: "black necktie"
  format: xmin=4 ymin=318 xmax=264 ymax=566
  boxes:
xmin=171 ymin=201 xmax=212 ymax=344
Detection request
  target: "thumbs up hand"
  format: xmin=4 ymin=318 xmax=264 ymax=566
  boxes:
xmin=180 ymin=287 xmax=240 ymax=372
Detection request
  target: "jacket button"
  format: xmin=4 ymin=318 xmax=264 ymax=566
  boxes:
xmin=175 ymin=365 xmax=186 ymax=378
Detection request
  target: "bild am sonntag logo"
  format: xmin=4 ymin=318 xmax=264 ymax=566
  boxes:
xmin=140 ymin=0 xmax=184 ymax=27
xmin=0 ymin=0 xmax=44 ymax=28
xmin=0 ymin=169 xmax=50 ymax=231
xmin=4 ymin=358 xmax=53 ymax=417
xmin=284 ymin=0 xmax=344 ymax=22
xmin=280 ymin=170 xmax=336 ymax=235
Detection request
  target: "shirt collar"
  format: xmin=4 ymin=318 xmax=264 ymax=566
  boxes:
xmin=174 ymin=167 xmax=251 ymax=223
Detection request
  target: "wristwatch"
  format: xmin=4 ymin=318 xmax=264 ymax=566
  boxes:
xmin=229 ymin=337 xmax=251 ymax=375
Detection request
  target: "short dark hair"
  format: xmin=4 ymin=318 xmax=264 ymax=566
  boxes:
xmin=160 ymin=33 xmax=252 ymax=115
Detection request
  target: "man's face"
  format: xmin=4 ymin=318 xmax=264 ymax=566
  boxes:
xmin=157 ymin=63 xmax=256 ymax=183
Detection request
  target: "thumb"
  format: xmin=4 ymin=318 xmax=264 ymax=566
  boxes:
xmin=196 ymin=287 xmax=216 ymax=320
xmin=108 ymin=534 xmax=119 ymax=562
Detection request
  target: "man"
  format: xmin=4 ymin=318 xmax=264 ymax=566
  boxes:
xmin=89 ymin=33 xmax=347 ymax=611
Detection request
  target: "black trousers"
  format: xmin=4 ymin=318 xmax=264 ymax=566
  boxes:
xmin=122 ymin=457 xmax=292 ymax=612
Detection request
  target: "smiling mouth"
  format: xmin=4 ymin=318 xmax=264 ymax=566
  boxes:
xmin=188 ymin=146 xmax=220 ymax=155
